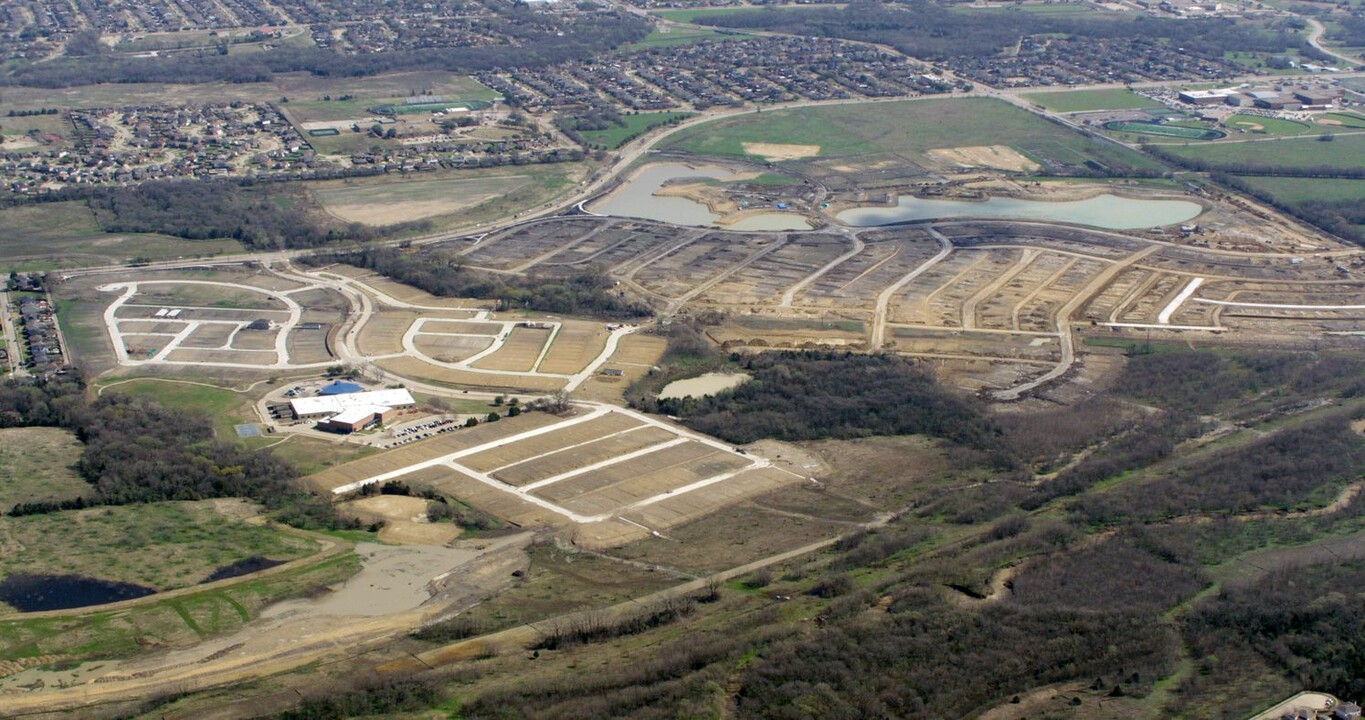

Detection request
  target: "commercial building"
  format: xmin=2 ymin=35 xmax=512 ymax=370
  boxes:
xmin=289 ymin=388 xmax=416 ymax=420
xmin=1178 ymin=88 xmax=1240 ymax=105
xmin=317 ymin=405 xmax=397 ymax=434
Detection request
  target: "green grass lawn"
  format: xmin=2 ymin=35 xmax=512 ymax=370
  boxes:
xmin=0 ymin=501 xmax=315 ymax=593
xmin=0 ymin=427 xmax=91 ymax=511
xmin=1221 ymin=114 xmax=1313 ymax=136
xmin=619 ymin=25 xmax=734 ymax=51
xmin=1322 ymin=111 xmax=1365 ymax=129
xmin=664 ymin=97 xmax=1165 ymax=174
xmin=1164 ymin=133 xmax=1365 ymax=171
xmin=579 ymin=112 xmax=695 ymax=150
xmin=1230 ymin=175 xmax=1365 ymax=204
xmin=1023 ymin=88 xmax=1155 ymax=113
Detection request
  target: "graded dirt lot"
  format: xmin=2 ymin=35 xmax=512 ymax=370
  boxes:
xmin=741 ymin=142 xmax=821 ymax=160
xmin=927 ymin=145 xmax=1040 ymax=172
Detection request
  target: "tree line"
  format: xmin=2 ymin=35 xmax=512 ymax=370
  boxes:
xmin=303 ymin=246 xmax=652 ymax=319
xmin=2 ymin=11 xmax=650 ymax=88
xmin=690 ymin=1 xmax=1307 ymax=61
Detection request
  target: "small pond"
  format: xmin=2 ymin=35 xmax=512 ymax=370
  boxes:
xmin=658 ymin=372 xmax=752 ymax=400
xmin=201 ymin=555 xmax=286 ymax=584
xmin=591 ymin=163 xmax=810 ymax=230
xmin=0 ymin=573 xmax=156 ymax=612
xmin=837 ymin=193 xmax=1203 ymax=230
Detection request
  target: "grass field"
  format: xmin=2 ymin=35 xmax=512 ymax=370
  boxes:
xmin=619 ymin=25 xmax=733 ymax=51
xmin=0 ymin=202 xmax=243 ymax=272
xmin=579 ymin=112 xmax=695 ymax=150
xmin=303 ymin=164 xmax=585 ymax=235
xmin=0 ymin=427 xmax=91 ymax=511
xmin=0 ymin=501 xmax=315 ymax=594
xmin=312 ymin=173 xmax=535 ymax=225
xmin=1322 ymin=111 xmax=1365 ymax=129
xmin=1221 ymin=114 xmax=1313 ymax=136
xmin=1023 ymin=89 xmax=1155 ymax=113
xmin=1164 ymin=133 xmax=1365 ymax=171
xmin=1102 ymin=121 xmax=1223 ymax=140
xmin=664 ymin=97 xmax=1164 ymax=173
xmin=651 ymin=6 xmax=778 ymax=23
xmin=1230 ymin=175 xmax=1365 ymax=204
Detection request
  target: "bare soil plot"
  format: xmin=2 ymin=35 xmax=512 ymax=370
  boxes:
xmin=116 ymin=320 xmax=187 ymax=334
xmin=634 ymin=234 xmax=774 ymax=299
xmin=469 ymin=326 xmax=552 ymax=372
xmin=286 ymin=288 xmax=349 ymax=312
xmin=339 ymin=495 xmax=460 ymax=546
xmin=536 ymin=225 xmax=670 ymax=269
xmin=456 ymin=411 xmax=647 ymax=473
xmin=164 ymin=348 xmax=278 ymax=365
xmin=888 ymin=326 xmax=1060 ymax=362
xmin=701 ymin=235 xmax=849 ymax=306
xmin=305 ymin=412 xmax=563 ymax=493
xmin=1118 ymin=273 xmax=1184 ymax=323
xmin=1086 ymin=267 xmax=1156 ymax=323
xmin=888 ymin=251 xmax=992 ymax=326
xmin=711 ymin=315 xmax=867 ymax=349
xmin=358 ymin=310 xmax=423 ymax=356
xmin=742 ymin=142 xmax=820 ymax=161
xmin=375 ymin=357 xmax=568 ymax=393
xmin=347 ymin=271 xmax=485 ymax=310
xmin=535 ymin=442 xmax=745 ymax=506
xmin=419 ymin=320 xmax=500 ymax=335
xmin=534 ymin=322 xmax=609 ymax=375
xmin=619 ymin=466 xmax=800 ymax=534
xmin=493 ymin=426 xmax=678 ymax=487
xmin=412 ymin=334 xmax=493 ymax=363
xmin=462 ymin=220 xmax=603 ymax=270
xmin=974 ymin=251 xmax=1071 ymax=330
xmin=286 ymin=328 xmax=334 ymax=365
xmin=927 ymin=145 xmax=1040 ymax=173
xmin=1012 ymin=257 xmax=1106 ymax=332
xmin=231 ymin=329 xmax=280 ymax=351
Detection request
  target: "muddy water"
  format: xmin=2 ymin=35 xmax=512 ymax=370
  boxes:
xmin=260 ymin=543 xmax=477 ymax=618
xmin=837 ymin=193 xmax=1203 ymax=230
xmin=591 ymin=163 xmax=809 ymax=230
xmin=658 ymin=372 xmax=752 ymax=400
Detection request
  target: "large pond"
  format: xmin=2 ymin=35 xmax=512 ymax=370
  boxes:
xmin=0 ymin=573 xmax=156 ymax=612
xmin=837 ymin=193 xmax=1204 ymax=230
xmin=659 ymin=372 xmax=752 ymax=400
xmin=591 ymin=163 xmax=811 ymax=230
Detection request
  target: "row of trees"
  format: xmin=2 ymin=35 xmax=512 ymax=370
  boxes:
xmin=304 ymin=246 xmax=652 ymax=319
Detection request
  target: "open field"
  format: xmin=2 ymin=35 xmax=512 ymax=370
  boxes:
xmin=1222 ymin=114 xmax=1314 ymax=136
xmin=1022 ymin=89 xmax=1156 ymax=113
xmin=580 ymin=112 xmax=695 ymax=150
xmin=0 ymin=500 xmax=315 ymax=598
xmin=619 ymin=25 xmax=733 ymax=51
xmin=98 ymin=378 xmax=258 ymax=441
xmin=0 ymin=428 xmax=91 ymax=511
xmin=0 ymin=202 xmax=243 ymax=272
xmin=1232 ymin=176 xmax=1365 ymax=205
xmin=312 ymin=174 xmax=535 ymax=225
xmin=1163 ymin=132 xmax=1365 ymax=170
xmin=662 ymin=97 xmax=1164 ymax=175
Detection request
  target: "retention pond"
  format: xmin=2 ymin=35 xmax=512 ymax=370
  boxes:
xmin=837 ymin=193 xmax=1203 ymax=230
xmin=591 ymin=163 xmax=811 ymax=230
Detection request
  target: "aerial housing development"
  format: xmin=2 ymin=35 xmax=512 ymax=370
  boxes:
xmin=0 ymin=0 xmax=1363 ymax=717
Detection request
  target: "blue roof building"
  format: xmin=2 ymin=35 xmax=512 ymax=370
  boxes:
xmin=319 ymin=380 xmax=364 ymax=395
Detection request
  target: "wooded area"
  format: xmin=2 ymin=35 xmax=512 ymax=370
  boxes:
xmin=0 ymin=375 xmax=345 ymax=529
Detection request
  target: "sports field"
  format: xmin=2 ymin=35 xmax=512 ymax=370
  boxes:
xmin=1102 ymin=120 xmax=1224 ymax=140
xmin=1023 ymin=89 xmax=1154 ymax=113
xmin=663 ymin=97 xmax=1164 ymax=173
xmin=1222 ymin=114 xmax=1313 ymax=136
